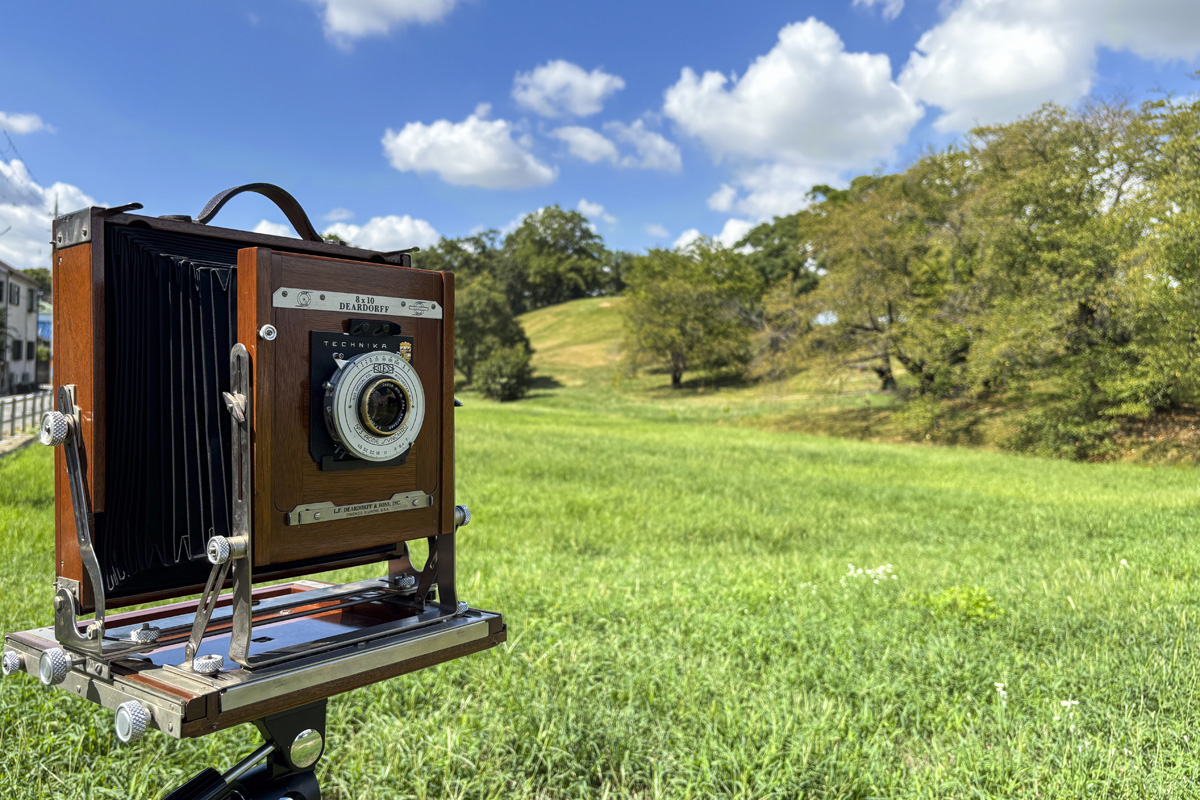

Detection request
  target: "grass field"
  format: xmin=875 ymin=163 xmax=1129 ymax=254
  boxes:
xmin=3 ymin=300 xmax=1200 ymax=797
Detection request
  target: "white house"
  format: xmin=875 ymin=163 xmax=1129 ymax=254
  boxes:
xmin=0 ymin=259 xmax=45 ymax=394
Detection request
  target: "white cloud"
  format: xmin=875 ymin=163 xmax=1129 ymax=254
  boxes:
xmin=500 ymin=211 xmax=532 ymax=236
xmin=0 ymin=112 xmax=50 ymax=135
xmin=672 ymin=229 xmax=702 ymax=251
xmin=707 ymin=184 xmax=737 ymax=212
xmin=716 ymin=218 xmax=756 ymax=250
xmin=252 ymin=220 xmax=299 ymax=238
xmin=513 ymin=60 xmax=625 ymax=117
xmin=604 ymin=120 xmax=682 ymax=172
xmin=664 ymin=18 xmax=921 ymax=168
xmin=550 ymin=126 xmax=620 ymax=164
xmin=323 ymin=215 xmax=440 ymax=251
xmin=552 ymin=121 xmax=682 ymax=171
xmin=0 ymin=159 xmax=96 ymax=268
xmin=722 ymin=162 xmax=844 ymax=220
xmin=310 ymin=0 xmax=459 ymax=45
xmin=324 ymin=207 xmax=354 ymax=221
xmin=853 ymin=0 xmax=903 ymax=21
xmin=577 ymin=198 xmax=616 ymax=224
xmin=382 ymin=104 xmax=557 ymax=189
xmin=646 ymin=223 xmax=670 ymax=238
xmin=899 ymin=0 xmax=1200 ymax=133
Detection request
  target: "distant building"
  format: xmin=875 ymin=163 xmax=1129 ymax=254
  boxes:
xmin=0 ymin=259 xmax=46 ymax=394
xmin=37 ymin=299 xmax=52 ymax=386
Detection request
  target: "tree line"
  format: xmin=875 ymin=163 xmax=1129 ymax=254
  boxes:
xmin=403 ymin=88 xmax=1200 ymax=459
xmin=621 ymin=91 xmax=1200 ymax=459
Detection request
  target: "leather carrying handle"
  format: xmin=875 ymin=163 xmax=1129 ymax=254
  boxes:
xmin=195 ymin=183 xmax=324 ymax=242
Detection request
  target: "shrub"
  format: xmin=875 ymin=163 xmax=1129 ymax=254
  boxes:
xmin=476 ymin=344 xmax=533 ymax=401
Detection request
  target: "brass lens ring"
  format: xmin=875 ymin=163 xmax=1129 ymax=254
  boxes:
xmin=358 ymin=377 xmax=410 ymax=437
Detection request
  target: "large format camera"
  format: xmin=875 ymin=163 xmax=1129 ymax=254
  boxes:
xmin=2 ymin=185 xmax=504 ymax=799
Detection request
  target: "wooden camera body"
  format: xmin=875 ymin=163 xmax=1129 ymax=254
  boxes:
xmin=55 ymin=208 xmax=456 ymax=606
xmin=3 ymin=187 xmax=503 ymax=762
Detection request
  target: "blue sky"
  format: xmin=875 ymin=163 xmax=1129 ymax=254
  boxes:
xmin=1 ymin=0 xmax=1199 ymax=268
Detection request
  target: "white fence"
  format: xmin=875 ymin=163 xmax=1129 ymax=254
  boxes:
xmin=0 ymin=390 xmax=53 ymax=439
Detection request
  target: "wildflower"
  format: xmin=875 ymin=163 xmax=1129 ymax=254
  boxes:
xmin=1119 ymin=559 xmax=1129 ymax=569
xmin=994 ymin=682 xmax=1008 ymax=707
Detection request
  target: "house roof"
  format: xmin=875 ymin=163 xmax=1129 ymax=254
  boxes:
xmin=0 ymin=258 xmax=41 ymax=286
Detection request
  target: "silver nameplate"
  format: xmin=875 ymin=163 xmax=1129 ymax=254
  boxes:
xmin=272 ymin=288 xmax=443 ymax=319
xmin=285 ymin=491 xmax=434 ymax=526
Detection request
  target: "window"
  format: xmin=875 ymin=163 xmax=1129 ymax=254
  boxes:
xmin=26 ymin=342 xmax=34 ymax=361
xmin=11 ymin=339 xmax=22 ymax=361
xmin=28 ymin=287 xmax=36 ymax=312
xmin=9 ymin=283 xmax=18 ymax=306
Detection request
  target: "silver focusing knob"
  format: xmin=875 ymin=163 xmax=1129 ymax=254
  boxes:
xmin=38 ymin=648 xmax=71 ymax=686
xmin=129 ymin=623 xmax=161 ymax=644
xmin=2 ymin=650 xmax=22 ymax=676
xmin=114 ymin=700 xmax=150 ymax=743
xmin=192 ymin=654 xmax=224 ymax=675
xmin=455 ymin=601 xmax=469 ymax=617
xmin=207 ymin=536 xmax=231 ymax=565
xmin=39 ymin=411 xmax=69 ymax=447
xmin=454 ymin=505 xmax=471 ymax=528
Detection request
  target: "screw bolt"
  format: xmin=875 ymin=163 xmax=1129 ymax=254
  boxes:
xmin=207 ymin=536 xmax=231 ymax=565
xmin=114 ymin=701 xmax=150 ymax=743
xmin=2 ymin=651 xmax=22 ymax=676
xmin=129 ymin=623 xmax=161 ymax=644
xmin=454 ymin=505 xmax=471 ymax=528
xmin=258 ymin=324 xmax=278 ymax=341
xmin=38 ymin=648 xmax=72 ymax=686
xmin=192 ymin=654 xmax=224 ymax=675
xmin=39 ymin=411 xmax=69 ymax=447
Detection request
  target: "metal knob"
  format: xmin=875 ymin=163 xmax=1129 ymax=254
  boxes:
xmin=1 ymin=650 xmax=22 ymax=676
xmin=454 ymin=505 xmax=471 ymax=528
xmin=38 ymin=648 xmax=72 ymax=686
xmin=207 ymin=536 xmax=231 ymax=565
xmin=114 ymin=700 xmax=150 ymax=743
xmin=39 ymin=411 xmax=69 ymax=447
xmin=128 ymin=623 xmax=161 ymax=644
xmin=289 ymin=729 xmax=324 ymax=769
xmin=206 ymin=535 xmax=246 ymax=565
xmin=192 ymin=654 xmax=224 ymax=675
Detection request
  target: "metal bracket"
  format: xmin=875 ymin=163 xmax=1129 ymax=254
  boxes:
xmin=179 ymin=344 xmax=256 ymax=674
xmin=53 ymin=208 xmax=93 ymax=249
xmin=228 ymin=344 xmax=254 ymax=667
xmin=53 ymin=385 xmax=108 ymax=655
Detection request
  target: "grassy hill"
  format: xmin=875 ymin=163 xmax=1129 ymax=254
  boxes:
xmin=517 ymin=297 xmax=1200 ymax=464
xmin=3 ymin=302 xmax=1200 ymax=796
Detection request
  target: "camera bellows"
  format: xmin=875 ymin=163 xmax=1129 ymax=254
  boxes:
xmin=101 ymin=226 xmax=241 ymax=599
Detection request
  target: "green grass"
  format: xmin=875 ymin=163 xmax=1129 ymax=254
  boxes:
xmin=4 ymin=299 xmax=1200 ymax=797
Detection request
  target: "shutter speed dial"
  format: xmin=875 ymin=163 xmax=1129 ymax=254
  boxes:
xmin=324 ymin=351 xmax=425 ymax=462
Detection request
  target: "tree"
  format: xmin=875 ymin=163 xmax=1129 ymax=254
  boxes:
xmin=22 ymin=267 xmax=51 ymax=295
xmin=736 ymin=212 xmax=821 ymax=289
xmin=501 ymin=206 xmax=606 ymax=313
xmin=418 ymin=230 xmax=504 ymax=278
xmin=453 ymin=273 xmax=530 ymax=385
xmin=475 ymin=343 xmax=534 ymax=401
xmin=621 ymin=240 xmax=761 ymax=388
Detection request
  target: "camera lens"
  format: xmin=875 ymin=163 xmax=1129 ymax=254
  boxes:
xmin=359 ymin=378 xmax=408 ymax=436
